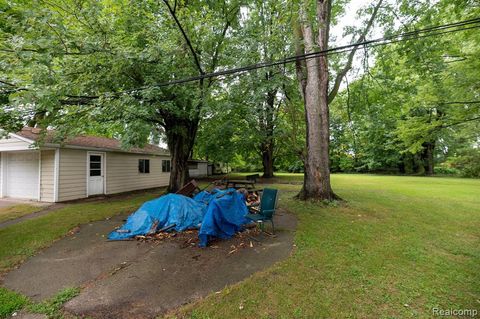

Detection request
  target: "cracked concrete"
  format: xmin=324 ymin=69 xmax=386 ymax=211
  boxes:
xmin=2 ymin=210 xmax=296 ymax=318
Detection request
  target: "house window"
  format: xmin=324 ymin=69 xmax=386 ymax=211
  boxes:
xmin=162 ymin=159 xmax=171 ymax=173
xmin=90 ymin=155 xmax=102 ymax=176
xmin=139 ymin=159 xmax=150 ymax=174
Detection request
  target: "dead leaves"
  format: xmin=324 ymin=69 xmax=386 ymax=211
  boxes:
xmin=133 ymin=227 xmax=261 ymax=255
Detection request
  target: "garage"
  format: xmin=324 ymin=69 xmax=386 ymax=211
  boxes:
xmin=2 ymin=152 xmax=40 ymax=200
xmin=1 ymin=127 xmax=171 ymax=202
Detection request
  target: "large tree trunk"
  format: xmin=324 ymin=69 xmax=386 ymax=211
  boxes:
xmin=261 ymin=143 xmax=274 ymax=178
xmin=294 ymin=0 xmax=382 ymax=200
xmin=164 ymin=117 xmax=199 ymax=192
xmin=298 ymin=75 xmax=336 ymax=198
xmin=421 ymin=108 xmax=440 ymax=176
xmin=260 ymin=88 xmax=276 ymax=178
xmin=296 ymin=0 xmax=337 ymax=200
xmin=422 ymin=141 xmax=435 ymax=175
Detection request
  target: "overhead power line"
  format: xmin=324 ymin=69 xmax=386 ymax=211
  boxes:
xmin=116 ymin=17 xmax=480 ymax=92
xmin=440 ymin=101 xmax=480 ymax=105
xmin=8 ymin=17 xmax=479 ymax=102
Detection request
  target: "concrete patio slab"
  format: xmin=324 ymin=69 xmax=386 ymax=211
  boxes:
xmin=2 ymin=214 xmax=151 ymax=299
xmin=2 ymin=209 xmax=296 ymax=318
xmin=0 ymin=198 xmax=50 ymax=209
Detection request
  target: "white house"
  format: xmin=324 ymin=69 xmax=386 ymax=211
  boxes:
xmin=0 ymin=127 xmax=171 ymax=202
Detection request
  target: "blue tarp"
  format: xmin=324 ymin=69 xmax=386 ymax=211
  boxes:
xmin=197 ymin=189 xmax=250 ymax=247
xmin=108 ymin=193 xmax=206 ymax=240
xmin=108 ymin=188 xmax=250 ymax=246
xmin=192 ymin=188 xmax=222 ymax=205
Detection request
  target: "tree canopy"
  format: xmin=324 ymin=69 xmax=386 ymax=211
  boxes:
xmin=1 ymin=0 xmax=479 ymax=195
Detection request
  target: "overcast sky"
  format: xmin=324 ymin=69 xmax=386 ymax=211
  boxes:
xmin=330 ymin=0 xmax=386 ymax=88
xmin=331 ymin=0 xmax=387 ymax=44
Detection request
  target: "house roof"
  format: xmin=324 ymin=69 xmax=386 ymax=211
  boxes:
xmin=15 ymin=127 xmax=170 ymax=156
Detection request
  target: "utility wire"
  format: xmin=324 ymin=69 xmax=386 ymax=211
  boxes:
xmin=115 ymin=17 xmax=480 ymax=92
xmin=8 ymin=17 xmax=479 ymax=101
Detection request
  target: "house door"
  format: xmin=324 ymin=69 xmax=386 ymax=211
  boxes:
xmin=88 ymin=153 xmax=104 ymax=196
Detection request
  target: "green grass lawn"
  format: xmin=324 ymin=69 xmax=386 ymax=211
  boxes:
xmin=0 ymin=176 xmax=479 ymax=318
xmin=226 ymin=172 xmax=304 ymax=183
xmin=0 ymin=204 xmax=44 ymax=223
xmin=176 ymin=175 xmax=480 ymax=318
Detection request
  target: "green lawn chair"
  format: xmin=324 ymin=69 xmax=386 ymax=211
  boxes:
xmin=246 ymin=188 xmax=278 ymax=233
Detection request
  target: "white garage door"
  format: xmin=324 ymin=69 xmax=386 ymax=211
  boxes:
xmin=5 ymin=152 xmax=39 ymax=200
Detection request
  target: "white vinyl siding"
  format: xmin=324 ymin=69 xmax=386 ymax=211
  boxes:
xmin=0 ymin=135 xmax=32 ymax=151
xmin=58 ymin=148 xmax=87 ymax=201
xmin=106 ymin=152 xmax=170 ymax=194
xmin=189 ymin=162 xmax=208 ymax=177
xmin=40 ymin=150 xmax=55 ymax=202
xmin=2 ymin=148 xmax=171 ymax=202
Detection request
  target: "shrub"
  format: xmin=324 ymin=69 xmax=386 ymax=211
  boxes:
xmin=434 ymin=166 xmax=459 ymax=176
xmin=446 ymin=150 xmax=480 ymax=178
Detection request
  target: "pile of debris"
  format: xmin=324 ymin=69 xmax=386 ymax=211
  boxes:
xmin=225 ymin=227 xmax=261 ymax=254
xmin=246 ymin=191 xmax=261 ymax=213
xmin=109 ymin=177 xmax=271 ymax=248
xmin=134 ymin=226 xmax=261 ymax=255
xmin=135 ymin=229 xmax=198 ymax=246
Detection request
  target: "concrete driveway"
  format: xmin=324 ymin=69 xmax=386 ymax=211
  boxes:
xmin=0 ymin=198 xmax=49 ymax=209
xmin=2 ymin=209 xmax=297 ymax=318
xmin=0 ymin=199 xmax=57 ymax=230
